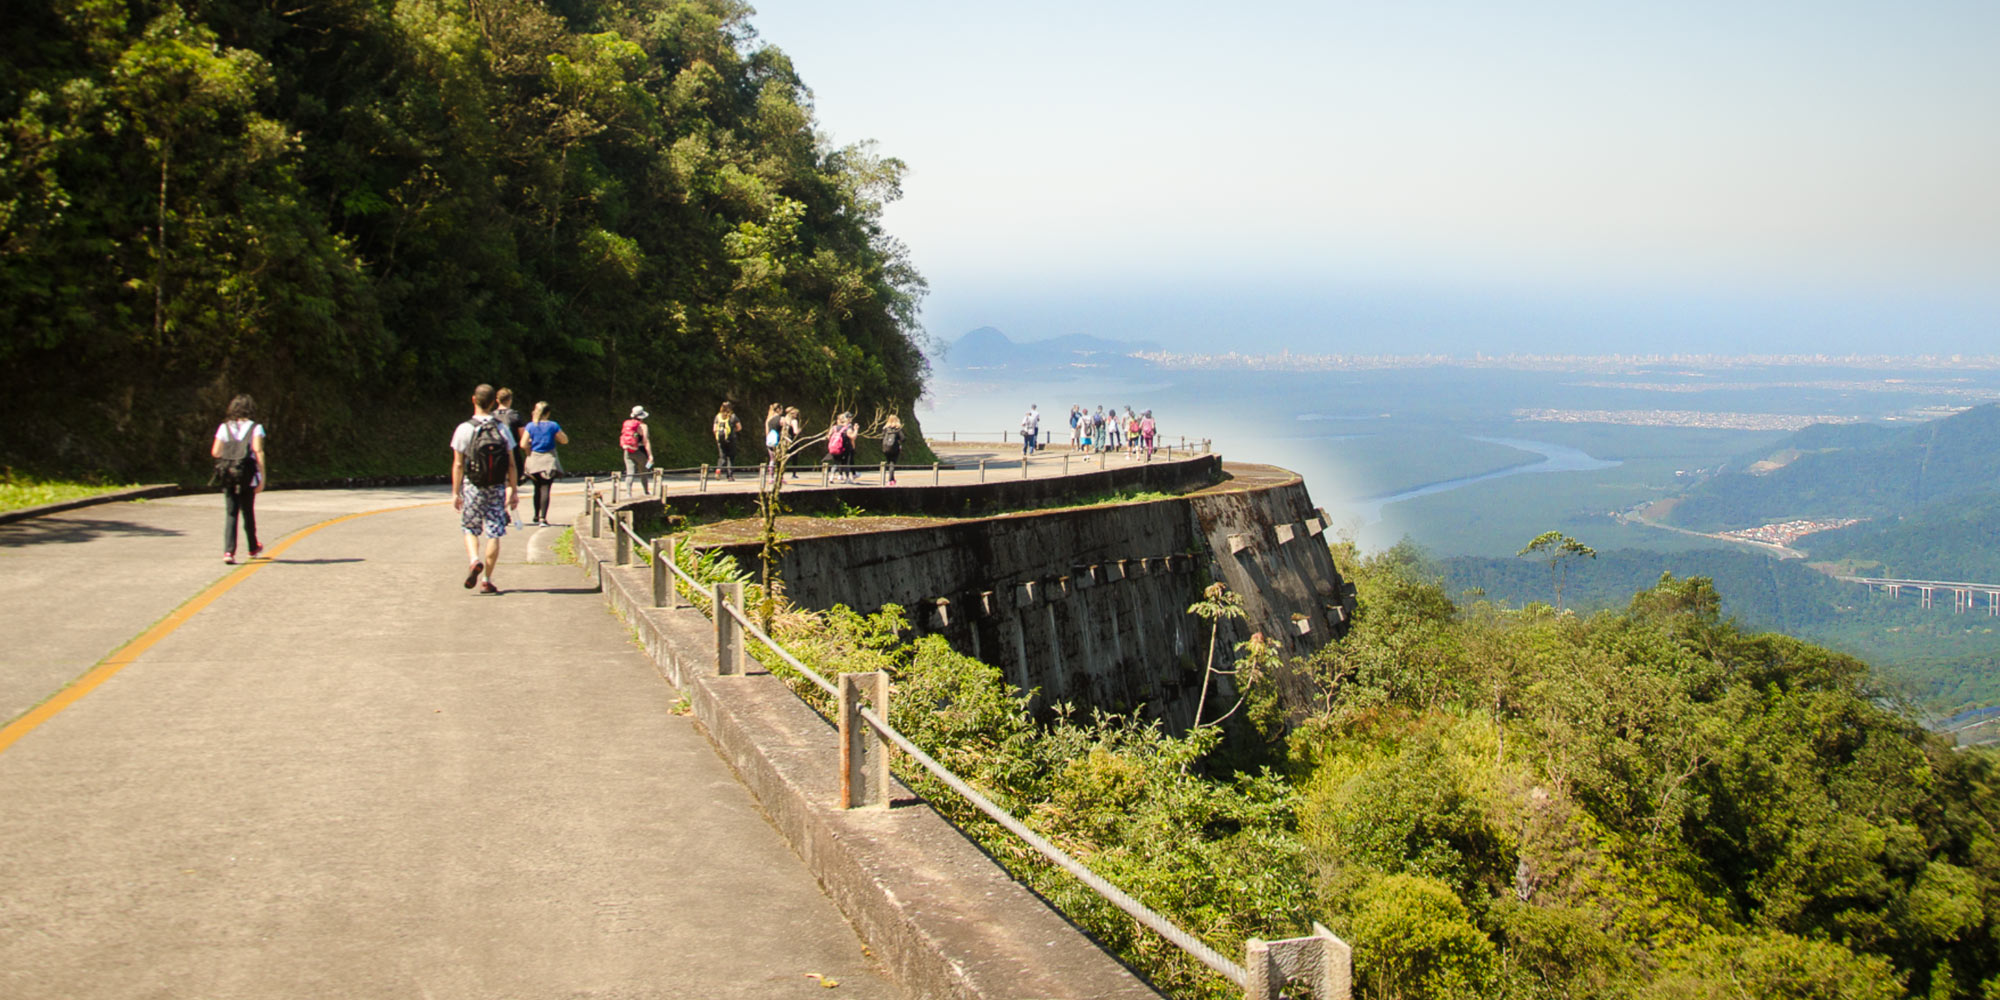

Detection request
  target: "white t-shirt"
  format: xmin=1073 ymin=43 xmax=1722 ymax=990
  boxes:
xmin=450 ymin=415 xmax=518 ymax=473
xmin=215 ymin=420 xmax=266 ymax=487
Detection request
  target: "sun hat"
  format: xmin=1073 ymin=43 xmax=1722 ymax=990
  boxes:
xmin=630 ymin=406 xmax=649 ymax=419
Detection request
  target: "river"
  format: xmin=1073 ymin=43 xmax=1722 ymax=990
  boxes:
xmin=1350 ymin=436 xmax=1622 ymax=524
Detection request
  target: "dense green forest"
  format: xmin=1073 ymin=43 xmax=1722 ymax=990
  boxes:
xmin=1803 ymin=491 xmax=2000 ymax=583
xmin=752 ymin=543 xmax=2000 ymax=999
xmin=1667 ymin=406 xmax=2000 ymax=532
xmin=2 ymin=0 xmax=928 ymax=481
xmin=1440 ymin=546 xmax=2000 ymax=716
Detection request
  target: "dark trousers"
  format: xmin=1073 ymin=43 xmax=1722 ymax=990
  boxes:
xmin=716 ymin=440 xmax=736 ymax=479
xmin=223 ymin=483 xmax=258 ymax=554
xmin=530 ymin=473 xmax=555 ymax=522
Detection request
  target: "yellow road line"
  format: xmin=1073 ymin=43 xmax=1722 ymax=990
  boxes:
xmin=0 ymin=502 xmax=427 ymax=755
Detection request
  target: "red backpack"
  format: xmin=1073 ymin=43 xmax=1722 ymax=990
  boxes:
xmin=620 ymin=418 xmax=642 ymax=451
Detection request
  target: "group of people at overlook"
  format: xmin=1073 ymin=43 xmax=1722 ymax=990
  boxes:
xmin=211 ymin=389 xmax=1164 ymax=595
xmin=1018 ymin=404 xmax=1162 ymax=459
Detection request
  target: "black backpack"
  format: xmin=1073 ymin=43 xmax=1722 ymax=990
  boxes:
xmin=213 ymin=423 xmax=257 ymax=487
xmin=463 ymin=420 xmax=512 ymax=487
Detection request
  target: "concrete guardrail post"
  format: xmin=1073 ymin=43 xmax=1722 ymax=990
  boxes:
xmin=590 ymin=493 xmax=602 ymax=538
xmin=713 ymin=581 xmax=746 ymax=675
xmin=932 ymin=462 xmax=940 ymax=486
xmin=978 ymin=458 xmax=987 ymax=482
xmin=1020 ymin=453 xmax=1029 ymax=478
xmin=583 ymin=476 xmax=595 ymax=506
xmin=650 ymin=537 xmax=668 ymax=607
xmin=821 ymin=462 xmax=831 ymax=488
xmin=1064 ymin=453 xmax=1070 ymax=476
xmin=700 ymin=464 xmax=709 ymax=492
xmin=610 ymin=474 xmax=621 ymax=504
xmin=839 ymin=671 xmax=892 ymax=809
xmin=880 ymin=461 xmax=889 ymax=485
xmin=613 ymin=510 xmax=633 ymax=566
xmin=1245 ymin=923 xmax=1351 ymax=1000
xmin=653 ymin=468 xmax=664 ymax=496
xmin=1099 ymin=448 xmax=1107 ymax=470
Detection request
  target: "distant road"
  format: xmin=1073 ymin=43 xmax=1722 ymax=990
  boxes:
xmin=1616 ymin=507 xmax=1807 ymax=560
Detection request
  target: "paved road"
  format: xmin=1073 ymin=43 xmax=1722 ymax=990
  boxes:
xmin=0 ymin=487 xmax=901 ymax=999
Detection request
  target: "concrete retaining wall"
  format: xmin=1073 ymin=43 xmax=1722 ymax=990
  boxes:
xmin=701 ymin=468 xmax=1354 ymax=731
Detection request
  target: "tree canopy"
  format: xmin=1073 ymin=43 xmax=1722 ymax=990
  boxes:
xmin=2 ymin=0 xmax=928 ymax=479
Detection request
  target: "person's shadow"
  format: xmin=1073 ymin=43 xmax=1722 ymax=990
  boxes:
xmin=0 ymin=517 xmax=183 ymax=548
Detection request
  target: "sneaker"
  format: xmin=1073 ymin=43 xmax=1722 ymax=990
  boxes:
xmin=224 ymin=552 xmax=235 ymax=565
xmin=464 ymin=561 xmax=483 ymax=589
xmin=479 ymin=581 xmax=500 ymax=595
xmin=249 ymin=545 xmax=264 ymax=559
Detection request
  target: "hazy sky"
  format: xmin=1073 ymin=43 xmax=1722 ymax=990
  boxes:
xmin=746 ymin=1 xmax=2000 ymax=355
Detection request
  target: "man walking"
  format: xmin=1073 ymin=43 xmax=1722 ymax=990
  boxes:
xmin=1021 ymin=404 xmax=1040 ymax=456
xmin=451 ymin=384 xmax=520 ymax=594
xmin=494 ymin=387 xmax=528 ymax=480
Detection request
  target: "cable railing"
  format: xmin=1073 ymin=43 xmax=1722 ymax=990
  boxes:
xmin=582 ymin=489 xmax=1352 ymax=1000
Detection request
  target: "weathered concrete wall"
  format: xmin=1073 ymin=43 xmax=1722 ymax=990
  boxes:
xmin=703 ymin=467 xmax=1353 ymax=730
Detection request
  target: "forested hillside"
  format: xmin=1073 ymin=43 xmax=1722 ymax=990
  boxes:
xmin=1667 ymin=405 xmax=2000 ymax=531
xmin=765 ymin=547 xmax=2000 ymax=999
xmin=2 ymin=0 xmax=927 ymax=480
xmin=1803 ymin=491 xmax=2000 ymax=583
xmin=1440 ymin=545 xmax=2000 ymax=715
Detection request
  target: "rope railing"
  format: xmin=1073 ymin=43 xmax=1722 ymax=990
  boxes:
xmin=580 ymin=479 xmax=1347 ymax=1000
xmin=852 ymin=702 xmax=1249 ymax=986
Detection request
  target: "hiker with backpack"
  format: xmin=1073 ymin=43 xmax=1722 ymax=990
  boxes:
xmin=451 ymin=384 xmax=520 ymax=594
xmin=826 ymin=412 xmax=857 ymax=483
xmin=620 ymin=406 xmax=653 ymax=493
xmin=712 ymin=401 xmax=741 ymax=481
xmin=211 ymin=393 xmax=267 ymax=565
xmin=881 ymin=414 xmax=905 ymax=485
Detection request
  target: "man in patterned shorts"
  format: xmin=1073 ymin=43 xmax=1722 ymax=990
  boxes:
xmin=450 ymin=383 xmax=520 ymax=594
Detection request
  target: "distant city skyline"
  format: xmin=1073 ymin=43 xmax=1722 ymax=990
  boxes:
xmin=747 ymin=1 xmax=2000 ymax=356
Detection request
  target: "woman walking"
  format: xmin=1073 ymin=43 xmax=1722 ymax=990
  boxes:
xmin=712 ymin=401 xmax=741 ymax=481
xmin=1140 ymin=410 xmax=1158 ymax=461
xmin=762 ymin=403 xmax=784 ymax=481
xmin=782 ymin=406 xmax=803 ymax=479
xmin=881 ymin=414 xmax=905 ymax=485
xmin=522 ymin=401 xmax=568 ymax=525
xmin=211 ymin=393 xmax=267 ymax=564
